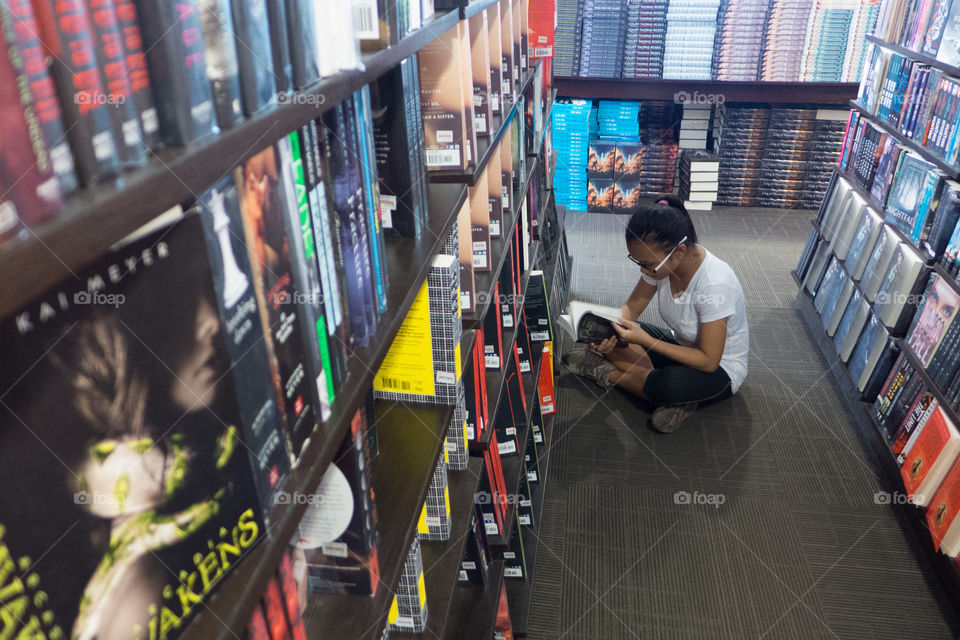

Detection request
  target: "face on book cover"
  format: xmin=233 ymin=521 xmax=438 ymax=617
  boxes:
xmin=911 ymin=277 xmax=960 ymax=362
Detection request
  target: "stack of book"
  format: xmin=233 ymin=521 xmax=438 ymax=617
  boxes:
xmin=712 ymin=0 xmax=769 ymax=81
xmin=578 ymin=0 xmax=629 ymax=77
xmin=840 ymin=0 xmax=881 ymax=83
xmin=555 ymin=0 xmax=585 ymax=75
xmin=245 ymin=551 xmax=308 ymax=640
xmin=678 ymin=103 xmax=712 ymax=149
xmin=553 ymin=99 xmax=593 ymax=211
xmin=597 ymin=100 xmax=641 ymax=139
xmin=714 ymin=105 xmax=846 ymax=208
xmin=800 ymin=2 xmax=858 ymax=82
xmin=678 ymin=149 xmax=720 ymax=211
xmin=621 ymin=0 xmax=669 ymax=79
xmin=760 ymin=0 xmax=814 ymax=81
xmin=663 ymin=0 xmax=721 ymax=80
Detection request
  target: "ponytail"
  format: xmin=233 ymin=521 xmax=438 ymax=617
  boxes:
xmin=624 ymin=193 xmax=698 ymax=250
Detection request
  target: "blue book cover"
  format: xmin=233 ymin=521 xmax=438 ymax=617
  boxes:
xmin=886 ymin=153 xmax=937 ymax=239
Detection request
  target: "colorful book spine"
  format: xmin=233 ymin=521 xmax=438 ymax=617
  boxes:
xmin=113 ymin=0 xmax=162 ymax=148
xmin=231 ymin=0 xmax=278 ymax=115
xmin=196 ymin=0 xmax=244 ymax=129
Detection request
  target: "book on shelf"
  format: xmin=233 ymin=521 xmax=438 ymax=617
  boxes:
xmin=471 ymin=173 xmax=492 ymax=272
xmin=892 ymin=388 xmax=938 ymax=457
xmin=846 ymin=206 xmax=885 ymax=280
xmin=524 ymin=424 xmax=541 ymax=483
xmin=135 ymin=0 xmax=219 ymax=146
xmin=484 ymin=280 xmax=506 ymax=369
xmin=286 ymin=0 xmax=320 ymax=89
xmin=231 ymin=0 xmax=278 ymax=115
xmin=494 ymin=583 xmax=514 ymax=638
xmin=387 ymin=536 xmax=428 ymax=633
xmin=236 ymin=145 xmax=319 ymax=465
xmin=874 ymin=243 xmax=927 ymax=330
xmin=195 ymin=0 xmax=244 ymax=131
xmin=29 ymin=0 xmax=122 ymax=182
xmin=900 ymin=406 xmax=960 ymax=506
xmin=501 ymin=0 xmax=515 ymax=100
xmin=419 ymin=454 xmax=453 ymax=541
xmin=446 ymin=382 xmax=470 ymax=470
xmin=464 ymin=330 xmax=487 ymax=443
xmin=849 ymin=311 xmax=895 ymax=397
xmin=502 ymin=511 xmax=528 ymax=578
xmin=469 ymin=10 xmax=493 ymax=138
xmin=926 ymin=458 xmax=960 ymax=556
xmin=275 ymin=550 xmax=308 ymax=639
xmin=861 ymin=227 xmax=902 ymax=302
xmin=0 ymin=213 xmax=279 ymax=640
xmin=875 ymin=351 xmax=916 ymax=434
xmin=291 ymin=405 xmax=380 ymax=596
xmin=906 ymin=272 xmax=960 ymax=366
xmin=374 ymin=253 xmax=463 ymax=404
xmin=7 ymin=0 xmax=78 ymax=194
xmin=836 ymin=294 xmax=873 ymax=362
xmin=419 ymin=22 xmax=471 ymax=170
xmin=460 ymin=504 xmax=493 ymax=585
xmin=86 ymin=0 xmax=149 ymax=167
xmin=488 ymin=2 xmax=504 ymax=115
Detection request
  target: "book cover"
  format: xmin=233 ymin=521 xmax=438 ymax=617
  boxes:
xmin=0 ymin=3 xmax=61 ymax=227
xmin=373 ymin=254 xmax=463 ymax=404
xmin=285 ymin=0 xmax=319 ymax=89
xmin=501 ymin=123 xmax=514 ymax=215
xmin=354 ymin=88 xmax=390 ymax=315
xmin=135 ymin=0 xmax=217 ymax=145
xmin=196 ymin=0 xmax=243 ymax=129
xmin=469 ymin=10 xmax=493 ymax=137
xmin=87 ymin=0 xmax=148 ymax=166
xmin=262 ymin=576 xmax=291 ymax=640
xmin=900 ymin=406 xmax=960 ymax=505
xmin=906 ymin=273 xmax=960 ymax=365
xmin=893 ymin=390 xmax=938 ymax=456
xmin=500 ymin=0 xmax=514 ymax=101
xmin=236 ymin=145 xmax=317 ymax=465
xmin=386 ymin=537 xmax=428 ymax=632
xmin=457 ymin=19 xmax=477 ymax=165
xmin=487 ymin=3 xmax=503 ymax=115
xmin=0 ymin=215 xmax=267 ymax=639
xmin=246 ymin=602 xmax=271 ymax=640
xmin=277 ymin=551 xmax=308 ymax=640
xmin=8 ymin=0 xmax=77 ymax=192
xmin=419 ymin=456 xmax=452 ymax=541
xmin=471 ymin=172 xmax=492 ymax=272
xmin=484 ymin=280 xmax=505 ymax=370
xmin=926 ymin=459 xmax=960 ymax=555
xmin=292 ymin=407 xmax=380 ymax=595
xmin=29 ymin=0 xmax=120 ymax=183
xmin=937 ymin=0 xmax=960 ymax=67
xmin=457 ymin=200 xmax=477 ymax=313
xmin=231 ymin=0 xmax=277 ymax=115
xmin=420 ymin=25 xmax=470 ymax=170
xmin=266 ymin=0 xmax=292 ymax=93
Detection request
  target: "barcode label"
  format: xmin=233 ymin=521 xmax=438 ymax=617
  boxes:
xmin=534 ymin=432 xmax=543 ymax=443
xmin=520 ymin=361 xmax=531 ymax=373
xmin=141 ymin=107 xmax=159 ymax=134
xmin=321 ymin=542 xmax=348 ymax=558
xmin=436 ymin=371 xmax=455 ymax=384
xmin=466 ymin=426 xmax=475 ymax=439
xmin=121 ymin=118 xmax=141 ymax=146
xmin=504 ymin=552 xmax=516 ymax=560
xmin=498 ymin=440 xmax=516 ymax=455
xmin=485 ymin=354 xmax=500 ymax=368
xmin=379 ymin=376 xmax=412 ymax=390
xmin=519 ymin=514 xmax=531 ymax=525
xmin=462 ymin=561 xmax=477 ymax=570
xmin=458 ymin=570 xmax=468 ymax=581
xmin=541 ymin=402 xmax=554 ymax=412
xmin=490 ymin=221 xmax=501 ymax=235
xmin=531 ymin=330 xmax=550 ymax=341
xmin=474 ymin=116 xmax=487 ymax=133
xmin=352 ymin=0 xmax=378 ymax=38
xmin=491 ymin=94 xmax=500 ymax=111
xmin=503 ymin=314 xmax=514 ymax=328
xmin=505 ymin=567 xmax=523 ymax=578
xmin=426 ymin=148 xmax=461 ymax=167
xmin=485 ymin=522 xmax=499 ymax=535
xmin=460 ymin=290 xmax=472 ymax=310
xmin=520 ymin=499 xmax=531 ymax=508
xmin=506 ymin=427 xmax=516 ymax=436
xmin=92 ymin=131 xmax=114 ymax=161
xmin=473 ymin=254 xmax=487 ymax=268
xmin=426 ymin=516 xmax=441 ymax=527
xmin=527 ymin=471 xmax=537 ymax=482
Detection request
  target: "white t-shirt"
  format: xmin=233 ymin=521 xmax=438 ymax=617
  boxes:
xmin=639 ymin=248 xmax=749 ymax=393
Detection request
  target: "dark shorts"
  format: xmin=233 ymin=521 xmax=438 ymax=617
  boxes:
xmin=639 ymin=322 xmax=734 ymax=408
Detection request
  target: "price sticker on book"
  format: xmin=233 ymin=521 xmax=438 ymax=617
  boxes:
xmin=502 ymin=314 xmax=514 ymax=328
xmin=505 ymin=427 xmax=516 ymax=436
xmin=531 ymin=330 xmax=550 ymax=341
xmin=527 ymin=470 xmax=537 ymax=482
xmin=485 ymin=522 xmax=500 ymax=535
xmin=520 ymin=361 xmax=531 ymax=373
xmin=519 ymin=514 xmax=531 ymax=526
xmin=498 ymin=440 xmax=517 ymax=455
xmin=503 ymin=551 xmax=516 ymax=559
xmin=485 ymin=354 xmax=500 ymax=368
xmin=490 ymin=221 xmax=501 ymax=235
xmin=505 ymin=567 xmax=523 ymax=578
xmin=436 ymin=370 xmax=456 ymax=385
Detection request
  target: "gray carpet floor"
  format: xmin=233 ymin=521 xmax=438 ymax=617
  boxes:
xmin=525 ymin=207 xmax=960 ymax=639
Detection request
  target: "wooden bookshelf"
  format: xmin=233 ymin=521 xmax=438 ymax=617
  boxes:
xmin=0 ymin=9 xmax=462 ymax=321
xmin=848 ymin=101 xmax=960 ymax=180
xmin=554 ymin=76 xmax=859 ymax=104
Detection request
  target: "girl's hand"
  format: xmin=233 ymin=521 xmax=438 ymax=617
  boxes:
xmin=611 ymin=318 xmax=651 ymax=346
xmin=590 ymin=336 xmax=618 ymax=355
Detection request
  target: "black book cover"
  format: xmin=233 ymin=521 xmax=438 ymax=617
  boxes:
xmin=236 ymin=146 xmax=316 ymax=467
xmin=370 ymin=64 xmax=421 ymax=237
xmin=0 ymin=215 xmax=266 ymax=639
xmin=197 ymin=0 xmax=243 ymax=129
xmin=494 ymin=356 xmax=525 ymax=457
xmin=113 ymin=0 xmax=162 ymax=149
xmin=8 ymin=0 xmax=77 ymax=193
xmin=266 ymin=0 xmax=292 ymax=93
xmin=515 ymin=310 xmax=534 ymax=377
xmin=484 ymin=281 xmax=505 ymax=370
xmin=31 ymin=0 xmax=120 ymax=184
xmin=231 ymin=0 xmax=277 ymax=116
xmin=135 ymin=0 xmax=217 ymax=145
xmin=285 ymin=0 xmax=319 ymax=89
xmin=87 ymin=0 xmax=148 ymax=167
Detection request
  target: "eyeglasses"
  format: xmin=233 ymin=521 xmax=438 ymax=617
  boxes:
xmin=628 ymin=236 xmax=688 ymax=273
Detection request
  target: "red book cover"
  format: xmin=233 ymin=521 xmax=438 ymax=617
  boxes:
xmin=277 ymin=552 xmax=308 ymax=640
xmin=485 ymin=281 xmax=506 ymax=370
xmin=263 ymin=576 xmax=292 ymax=640
xmin=112 ymin=0 xmax=161 ymax=147
xmin=528 ymin=0 xmax=555 ymax=57
xmin=901 ymin=408 xmax=952 ymax=495
xmin=0 ymin=3 xmax=61 ymax=228
xmin=927 ymin=462 xmax=960 ymax=552
xmin=477 ymin=326 xmax=489 ymax=429
xmin=482 ymin=442 xmax=505 ymax=534
xmin=538 ymin=342 xmax=556 ymax=414
xmin=86 ymin=0 xmax=147 ymax=166
xmin=512 ymin=342 xmax=526 ymax=410
xmin=246 ymin=602 xmax=271 ymax=640
xmin=30 ymin=0 xmax=120 ymax=184
xmin=489 ymin=435 xmax=508 ymax=522
xmin=892 ymin=391 xmax=936 ymax=456
xmin=494 ymin=583 xmax=513 ymax=639
xmin=8 ymin=0 xmax=77 ymax=193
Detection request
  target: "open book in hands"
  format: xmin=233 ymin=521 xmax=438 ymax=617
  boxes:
xmin=556 ymin=301 xmax=630 ymax=348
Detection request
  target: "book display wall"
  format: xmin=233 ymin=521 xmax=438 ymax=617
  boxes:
xmin=0 ymin=1 xmax=569 ymax=639
xmin=793 ymin=0 xmax=960 ymax=612
xmin=550 ymin=0 xmax=878 ymax=82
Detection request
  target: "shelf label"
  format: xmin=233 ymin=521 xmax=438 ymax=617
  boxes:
xmin=498 ymin=440 xmax=517 ymax=455
xmin=505 ymin=567 xmax=523 ymax=578
xmin=485 ymin=354 xmax=500 ymax=369
xmin=519 ymin=515 xmax=531 ymax=526
xmin=485 ymin=522 xmax=500 ymax=535
xmin=527 ymin=471 xmax=538 ymax=482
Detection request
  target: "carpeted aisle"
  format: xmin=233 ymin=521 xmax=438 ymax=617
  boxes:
xmin=525 ymin=208 xmax=960 ymax=639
